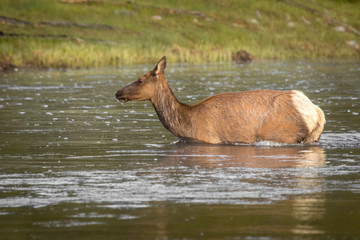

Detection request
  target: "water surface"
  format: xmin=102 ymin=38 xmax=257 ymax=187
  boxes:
xmin=0 ymin=60 xmax=359 ymax=239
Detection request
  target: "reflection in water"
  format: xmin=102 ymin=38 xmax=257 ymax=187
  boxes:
xmin=145 ymin=143 xmax=328 ymax=238
xmin=291 ymin=194 xmax=326 ymax=235
xmin=164 ymin=142 xmax=326 ymax=168
xmin=0 ymin=143 xmax=327 ymax=208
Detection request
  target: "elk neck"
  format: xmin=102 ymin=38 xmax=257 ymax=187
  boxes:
xmin=150 ymin=77 xmax=193 ymax=139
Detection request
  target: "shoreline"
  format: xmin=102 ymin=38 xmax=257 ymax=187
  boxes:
xmin=1 ymin=56 xmax=359 ymax=73
xmin=1 ymin=0 xmax=359 ymax=71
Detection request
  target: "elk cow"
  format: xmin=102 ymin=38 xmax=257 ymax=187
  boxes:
xmin=115 ymin=56 xmax=325 ymax=144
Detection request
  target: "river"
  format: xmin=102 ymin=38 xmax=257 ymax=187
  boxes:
xmin=0 ymin=60 xmax=359 ymax=239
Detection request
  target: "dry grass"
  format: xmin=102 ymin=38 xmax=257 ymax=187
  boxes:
xmin=0 ymin=0 xmax=359 ymax=69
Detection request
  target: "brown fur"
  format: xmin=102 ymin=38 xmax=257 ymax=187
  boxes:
xmin=115 ymin=56 xmax=325 ymax=144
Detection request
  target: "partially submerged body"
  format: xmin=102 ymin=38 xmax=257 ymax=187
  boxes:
xmin=183 ymin=90 xmax=325 ymax=144
xmin=116 ymin=57 xmax=325 ymax=144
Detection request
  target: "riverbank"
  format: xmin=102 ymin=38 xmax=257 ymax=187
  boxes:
xmin=0 ymin=0 xmax=359 ymax=70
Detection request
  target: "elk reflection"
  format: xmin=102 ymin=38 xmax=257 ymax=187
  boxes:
xmin=161 ymin=142 xmax=326 ymax=169
xmin=146 ymin=143 xmax=327 ymax=238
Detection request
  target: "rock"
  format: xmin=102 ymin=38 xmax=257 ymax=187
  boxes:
xmin=250 ymin=19 xmax=258 ymax=25
xmin=288 ymin=22 xmax=295 ymax=28
xmin=114 ymin=10 xmax=135 ymax=16
xmin=0 ymin=62 xmax=17 ymax=72
xmin=346 ymin=40 xmax=360 ymax=54
xmin=335 ymin=26 xmax=346 ymax=32
xmin=302 ymin=16 xmax=311 ymax=25
xmin=151 ymin=15 xmax=162 ymax=21
xmin=232 ymin=50 xmax=257 ymax=63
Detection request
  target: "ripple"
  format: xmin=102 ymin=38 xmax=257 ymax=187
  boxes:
xmin=320 ymin=132 xmax=360 ymax=149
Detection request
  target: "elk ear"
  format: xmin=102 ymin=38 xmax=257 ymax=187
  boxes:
xmin=153 ymin=56 xmax=167 ymax=75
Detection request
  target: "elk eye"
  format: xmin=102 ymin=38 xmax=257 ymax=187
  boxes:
xmin=137 ymin=79 xmax=143 ymax=85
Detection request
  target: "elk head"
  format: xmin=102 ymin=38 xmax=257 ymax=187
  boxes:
xmin=115 ymin=56 xmax=167 ymax=102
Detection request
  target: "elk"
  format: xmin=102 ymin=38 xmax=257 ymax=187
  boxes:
xmin=115 ymin=56 xmax=325 ymax=144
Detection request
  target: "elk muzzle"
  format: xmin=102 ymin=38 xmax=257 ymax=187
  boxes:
xmin=115 ymin=89 xmax=129 ymax=103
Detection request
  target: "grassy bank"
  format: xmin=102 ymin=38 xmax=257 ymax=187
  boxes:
xmin=0 ymin=0 xmax=359 ymax=70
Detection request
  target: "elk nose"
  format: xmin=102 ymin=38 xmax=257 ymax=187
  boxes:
xmin=115 ymin=90 xmax=120 ymax=98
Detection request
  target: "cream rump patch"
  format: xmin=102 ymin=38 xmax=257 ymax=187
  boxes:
xmin=291 ymin=90 xmax=319 ymax=132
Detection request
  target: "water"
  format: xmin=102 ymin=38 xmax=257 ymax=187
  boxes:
xmin=0 ymin=60 xmax=359 ymax=239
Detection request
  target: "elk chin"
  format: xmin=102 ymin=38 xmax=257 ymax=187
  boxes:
xmin=118 ymin=97 xmax=129 ymax=103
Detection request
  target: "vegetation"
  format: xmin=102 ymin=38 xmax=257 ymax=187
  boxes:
xmin=0 ymin=0 xmax=359 ymax=70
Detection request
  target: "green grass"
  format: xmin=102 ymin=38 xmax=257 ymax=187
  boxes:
xmin=0 ymin=0 xmax=359 ymax=69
